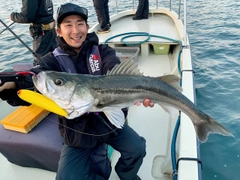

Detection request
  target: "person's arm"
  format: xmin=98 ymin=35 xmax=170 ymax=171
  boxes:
xmin=0 ymin=52 xmax=59 ymax=106
xmin=0 ymin=81 xmax=16 ymax=91
xmin=9 ymin=0 xmax=38 ymax=23
xmin=0 ymin=80 xmax=32 ymax=106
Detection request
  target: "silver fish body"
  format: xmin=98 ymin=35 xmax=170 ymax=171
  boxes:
xmin=32 ymin=59 xmax=233 ymax=142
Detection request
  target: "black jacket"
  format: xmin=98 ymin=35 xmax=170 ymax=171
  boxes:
xmin=0 ymin=32 xmax=122 ymax=148
xmin=10 ymin=0 xmax=54 ymax=24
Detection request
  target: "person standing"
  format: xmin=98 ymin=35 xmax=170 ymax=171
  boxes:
xmin=9 ymin=0 xmax=57 ymax=64
xmin=1 ymin=3 xmax=154 ymax=180
xmin=132 ymin=0 xmax=149 ymax=20
xmin=93 ymin=0 xmax=111 ymax=34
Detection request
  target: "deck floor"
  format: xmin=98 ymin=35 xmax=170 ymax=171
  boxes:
xmin=95 ymin=13 xmax=180 ymax=45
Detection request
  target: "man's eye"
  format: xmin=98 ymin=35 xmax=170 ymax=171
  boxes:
xmin=65 ymin=24 xmax=71 ymax=27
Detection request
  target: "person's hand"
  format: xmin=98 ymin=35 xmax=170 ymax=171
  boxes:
xmin=9 ymin=14 xmax=12 ymax=21
xmin=135 ymin=99 xmax=154 ymax=107
xmin=0 ymin=81 xmax=16 ymax=92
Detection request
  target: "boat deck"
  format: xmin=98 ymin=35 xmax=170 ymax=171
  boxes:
xmin=93 ymin=10 xmax=181 ymax=45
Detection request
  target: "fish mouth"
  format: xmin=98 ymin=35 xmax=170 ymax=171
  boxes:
xmin=33 ymin=72 xmax=53 ymax=95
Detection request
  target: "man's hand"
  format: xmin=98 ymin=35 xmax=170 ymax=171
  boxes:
xmin=9 ymin=14 xmax=12 ymax=21
xmin=135 ymin=99 xmax=154 ymax=107
xmin=0 ymin=81 xmax=16 ymax=92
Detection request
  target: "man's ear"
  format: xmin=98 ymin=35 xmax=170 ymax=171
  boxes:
xmin=56 ymin=27 xmax=62 ymax=37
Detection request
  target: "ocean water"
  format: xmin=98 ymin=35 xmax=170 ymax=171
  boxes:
xmin=0 ymin=0 xmax=240 ymax=179
xmin=187 ymin=1 xmax=240 ymax=180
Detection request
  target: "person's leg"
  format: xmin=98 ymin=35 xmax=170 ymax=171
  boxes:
xmin=35 ymin=30 xmax=57 ymax=54
xmin=108 ymin=124 xmax=146 ymax=180
xmin=133 ymin=0 xmax=145 ymax=20
xmin=56 ymin=144 xmax=110 ymax=180
xmin=31 ymin=29 xmax=57 ymax=65
xmin=30 ymin=26 xmax=42 ymax=63
xmin=93 ymin=0 xmax=109 ymax=31
xmin=104 ymin=0 xmax=110 ymax=27
xmin=89 ymin=143 xmax=112 ymax=180
xmin=142 ymin=0 xmax=149 ymax=19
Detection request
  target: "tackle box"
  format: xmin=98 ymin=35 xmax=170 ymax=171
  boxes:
xmin=1 ymin=105 xmax=49 ymax=133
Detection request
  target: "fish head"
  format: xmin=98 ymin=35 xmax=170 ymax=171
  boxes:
xmin=32 ymin=71 xmax=95 ymax=119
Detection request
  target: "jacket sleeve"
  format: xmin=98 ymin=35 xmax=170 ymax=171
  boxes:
xmin=0 ymin=53 xmax=61 ymax=106
xmin=99 ymin=44 xmax=121 ymax=74
xmin=10 ymin=0 xmax=38 ymax=23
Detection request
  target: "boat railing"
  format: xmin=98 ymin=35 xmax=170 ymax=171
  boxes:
xmin=113 ymin=0 xmax=187 ymax=45
xmin=114 ymin=0 xmax=182 ymax=18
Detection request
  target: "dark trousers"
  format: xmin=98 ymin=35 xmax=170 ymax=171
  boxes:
xmin=135 ymin=0 xmax=149 ymax=18
xmin=93 ymin=0 xmax=110 ymax=30
xmin=29 ymin=26 xmax=57 ymax=64
xmin=56 ymin=124 xmax=146 ymax=180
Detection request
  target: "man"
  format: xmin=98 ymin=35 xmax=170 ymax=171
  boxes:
xmin=9 ymin=0 xmax=57 ymax=64
xmin=1 ymin=3 xmax=153 ymax=180
xmin=93 ymin=0 xmax=111 ymax=34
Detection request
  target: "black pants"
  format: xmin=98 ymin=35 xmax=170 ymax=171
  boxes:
xmin=93 ymin=0 xmax=110 ymax=30
xmin=56 ymin=124 xmax=146 ymax=180
xmin=135 ymin=0 xmax=149 ymax=18
xmin=29 ymin=26 xmax=57 ymax=64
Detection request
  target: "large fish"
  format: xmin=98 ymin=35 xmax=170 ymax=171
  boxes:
xmin=32 ymin=59 xmax=233 ymax=142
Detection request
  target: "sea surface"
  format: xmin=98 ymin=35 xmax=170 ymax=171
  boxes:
xmin=0 ymin=0 xmax=240 ymax=179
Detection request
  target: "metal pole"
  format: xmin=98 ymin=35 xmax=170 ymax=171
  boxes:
xmin=0 ymin=22 xmax=15 ymax=34
xmin=116 ymin=0 xmax=118 ymax=14
xmin=178 ymin=0 xmax=181 ymax=19
xmin=184 ymin=0 xmax=187 ymax=46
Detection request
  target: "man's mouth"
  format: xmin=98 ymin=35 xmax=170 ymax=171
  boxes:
xmin=71 ymin=36 xmax=82 ymax=42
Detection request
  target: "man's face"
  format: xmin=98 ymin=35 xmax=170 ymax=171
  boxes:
xmin=57 ymin=15 xmax=89 ymax=52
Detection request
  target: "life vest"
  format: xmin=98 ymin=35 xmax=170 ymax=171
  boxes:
xmin=52 ymin=45 xmax=102 ymax=75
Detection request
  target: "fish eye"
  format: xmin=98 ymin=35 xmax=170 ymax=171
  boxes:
xmin=55 ymin=78 xmax=64 ymax=86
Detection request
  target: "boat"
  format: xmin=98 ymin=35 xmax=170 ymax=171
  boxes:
xmin=0 ymin=0 xmax=201 ymax=179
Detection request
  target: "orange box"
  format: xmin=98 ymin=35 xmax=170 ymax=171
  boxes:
xmin=1 ymin=105 xmax=49 ymax=133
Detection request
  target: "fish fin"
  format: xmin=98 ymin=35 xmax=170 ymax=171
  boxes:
xmin=194 ymin=114 xmax=234 ymax=143
xmin=160 ymin=105 xmax=178 ymax=118
xmin=66 ymin=101 xmax=94 ymax=119
xmin=107 ymin=59 xmax=143 ymax=76
xmin=158 ymin=74 xmax=182 ymax=92
xmin=104 ymin=109 xmax=125 ymax=128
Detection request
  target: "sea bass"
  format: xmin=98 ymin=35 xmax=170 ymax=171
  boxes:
xmin=32 ymin=59 xmax=233 ymax=142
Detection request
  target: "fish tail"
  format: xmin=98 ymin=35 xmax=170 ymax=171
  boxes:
xmin=194 ymin=115 xmax=233 ymax=143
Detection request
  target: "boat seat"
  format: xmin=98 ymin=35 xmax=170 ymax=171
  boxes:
xmin=0 ymin=113 xmax=62 ymax=172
